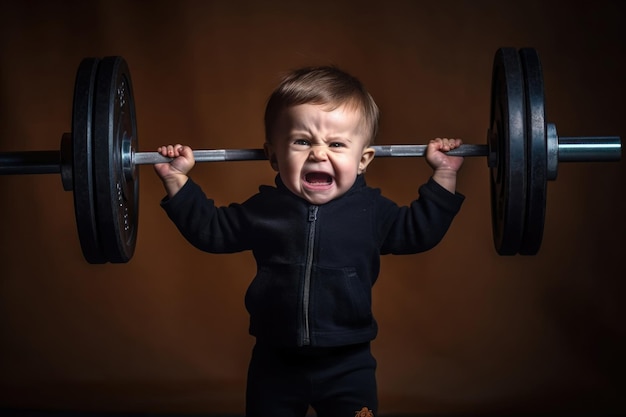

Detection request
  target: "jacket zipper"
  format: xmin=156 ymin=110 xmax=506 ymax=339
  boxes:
xmin=301 ymin=205 xmax=318 ymax=346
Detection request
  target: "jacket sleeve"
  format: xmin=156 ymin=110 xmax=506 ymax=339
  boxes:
xmin=379 ymin=177 xmax=464 ymax=255
xmin=160 ymin=178 xmax=251 ymax=253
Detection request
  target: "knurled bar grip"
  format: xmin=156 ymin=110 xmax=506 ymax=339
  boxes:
xmin=133 ymin=144 xmax=490 ymax=165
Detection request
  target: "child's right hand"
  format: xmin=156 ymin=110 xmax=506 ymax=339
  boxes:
xmin=154 ymin=144 xmax=195 ymax=197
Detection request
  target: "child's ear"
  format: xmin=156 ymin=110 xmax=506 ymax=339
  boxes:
xmin=358 ymin=147 xmax=376 ymax=174
xmin=264 ymin=142 xmax=279 ymax=172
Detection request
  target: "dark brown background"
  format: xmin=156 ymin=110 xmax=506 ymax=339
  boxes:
xmin=1 ymin=1 xmax=625 ymax=415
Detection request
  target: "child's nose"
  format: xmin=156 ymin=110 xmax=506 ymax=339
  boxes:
xmin=309 ymin=145 xmax=328 ymax=161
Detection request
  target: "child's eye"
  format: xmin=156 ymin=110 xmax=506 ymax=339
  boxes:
xmin=329 ymin=142 xmax=346 ymax=148
xmin=293 ymin=139 xmax=310 ymax=146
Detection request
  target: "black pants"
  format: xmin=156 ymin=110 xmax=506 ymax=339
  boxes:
xmin=246 ymin=342 xmax=378 ymax=417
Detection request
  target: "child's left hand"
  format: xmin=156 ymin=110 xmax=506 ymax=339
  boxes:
xmin=426 ymin=137 xmax=464 ymax=172
xmin=426 ymin=138 xmax=464 ymax=193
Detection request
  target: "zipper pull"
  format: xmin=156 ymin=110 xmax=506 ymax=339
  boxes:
xmin=308 ymin=206 xmax=318 ymax=222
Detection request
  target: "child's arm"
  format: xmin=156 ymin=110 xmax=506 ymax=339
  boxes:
xmin=154 ymin=144 xmax=196 ymax=198
xmin=425 ymin=137 xmax=464 ymax=193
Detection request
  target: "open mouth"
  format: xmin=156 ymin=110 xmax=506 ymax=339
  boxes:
xmin=304 ymin=172 xmax=333 ymax=185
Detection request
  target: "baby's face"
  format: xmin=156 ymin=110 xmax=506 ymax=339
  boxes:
xmin=265 ymin=103 xmax=375 ymax=205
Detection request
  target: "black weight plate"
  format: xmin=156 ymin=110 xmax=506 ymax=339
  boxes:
xmin=489 ymin=48 xmax=527 ymax=255
xmin=93 ymin=57 xmax=139 ymax=263
xmin=518 ymin=48 xmax=547 ymax=255
xmin=72 ymin=58 xmax=107 ymax=264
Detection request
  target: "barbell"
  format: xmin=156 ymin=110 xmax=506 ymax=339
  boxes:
xmin=0 ymin=48 xmax=621 ymax=263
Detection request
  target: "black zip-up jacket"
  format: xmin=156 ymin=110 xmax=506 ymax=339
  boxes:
xmin=161 ymin=174 xmax=464 ymax=347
